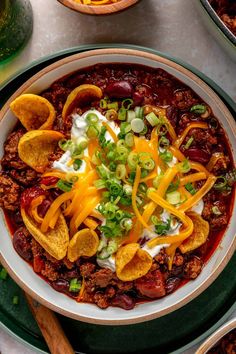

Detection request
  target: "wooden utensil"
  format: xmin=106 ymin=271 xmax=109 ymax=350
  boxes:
xmin=58 ymin=0 xmax=139 ymax=15
xmin=25 ymin=293 xmax=75 ymax=354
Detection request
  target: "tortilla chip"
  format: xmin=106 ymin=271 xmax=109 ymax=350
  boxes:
xmin=116 ymin=243 xmax=152 ymax=281
xmin=10 ymin=94 xmax=56 ymax=131
xmin=67 ymin=228 xmax=99 ymax=262
xmin=18 ymin=130 xmax=64 ymax=173
xmin=179 ymin=211 xmax=209 ymax=253
xmin=62 ymin=84 xmax=103 ymax=120
xmin=21 ymin=208 xmax=69 ymax=260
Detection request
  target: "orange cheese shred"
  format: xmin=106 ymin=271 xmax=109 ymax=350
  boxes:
xmin=180 ymin=172 xmax=207 ymax=186
xmin=102 ymin=122 xmax=118 ymax=143
xmin=132 ymin=165 xmax=150 ymax=229
xmin=174 ymin=122 xmax=208 ymax=148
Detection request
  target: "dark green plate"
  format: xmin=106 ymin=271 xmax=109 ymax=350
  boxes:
xmin=0 ymin=44 xmax=235 ymax=354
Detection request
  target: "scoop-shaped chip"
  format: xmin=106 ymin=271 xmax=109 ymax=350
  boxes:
xmin=10 ymin=94 xmax=56 ymax=131
xmin=18 ymin=130 xmax=64 ymax=173
xmin=116 ymin=243 xmax=152 ymax=281
xmin=67 ymin=228 xmax=99 ymax=262
xmin=21 ymin=208 xmax=69 ymax=260
xmin=179 ymin=211 xmax=209 ymax=253
xmin=62 ymin=84 xmax=103 ymax=120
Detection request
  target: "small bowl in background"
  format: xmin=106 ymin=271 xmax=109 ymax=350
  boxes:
xmin=196 ymin=0 xmax=236 ymax=61
xmin=57 ymin=0 xmax=139 ymax=15
xmin=196 ymin=317 xmax=236 ymax=354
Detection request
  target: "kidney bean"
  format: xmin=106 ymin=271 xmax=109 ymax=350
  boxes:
xmin=20 ymin=186 xmax=46 ymax=212
xmin=132 ymin=91 xmax=144 ymax=106
xmin=165 ymin=277 xmax=181 ymax=294
xmin=64 ymin=269 xmax=79 ymax=279
xmin=51 ymin=279 xmax=70 ymax=293
xmin=183 ymin=148 xmax=210 ymax=164
xmin=40 ymin=176 xmax=59 ymax=186
xmin=38 ymin=199 xmax=51 ymax=218
xmin=170 ymin=265 xmax=183 ymax=277
xmin=13 ymin=227 xmax=32 ymax=261
xmin=166 ymin=105 xmax=178 ymax=128
xmin=135 ymin=270 xmax=166 ymax=298
xmin=110 ymin=294 xmax=135 ymax=310
xmin=105 ymin=81 xmax=133 ymax=98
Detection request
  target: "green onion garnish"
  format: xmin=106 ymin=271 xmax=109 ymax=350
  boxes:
xmin=212 ymin=206 xmax=222 ymax=215
xmin=131 ymin=118 xmax=145 ymax=133
xmin=185 ymin=183 xmax=196 ymax=195
xmin=127 ymin=110 xmax=136 ymax=122
xmin=146 ymin=112 xmax=160 ymax=127
xmin=214 ymin=176 xmax=227 ymax=190
xmin=73 ymin=159 xmax=83 ymax=171
xmin=154 ymin=218 xmax=171 ymax=235
xmin=190 ymin=104 xmax=207 ymax=114
xmin=125 ymin=133 xmax=134 ymax=147
xmin=105 ymin=109 xmax=118 ymax=121
xmin=118 ymin=107 xmax=127 ymax=121
xmin=153 ymin=175 xmax=163 ymax=189
xmin=58 ymin=139 xmax=73 ymax=152
xmin=57 ymin=179 xmax=72 ymax=192
xmin=94 ymin=179 xmax=106 ymax=190
xmin=159 ymin=150 xmax=173 ymax=163
xmin=166 ymin=191 xmax=181 ymax=205
xmin=69 ymin=278 xmax=81 ymax=293
xmin=116 ymin=164 xmax=126 ymax=180
xmin=100 ymin=99 xmax=108 ymax=109
xmin=86 ymin=113 xmax=99 ymax=124
xmin=184 ymin=136 xmax=194 ymax=150
xmin=120 ymin=218 xmax=133 ymax=231
xmin=178 ymin=159 xmax=191 ymax=173
xmin=159 ymin=136 xmax=170 ymax=148
xmin=0 ymin=268 xmax=8 ymax=280
xmin=86 ymin=125 xmax=99 ymax=139
xmin=107 ymin=102 xmax=119 ymax=111
xmin=134 ymin=106 xmax=144 ymax=119
xmin=122 ymin=98 xmax=133 ymax=110
xmin=141 ymin=158 xmax=155 ymax=171
xmin=127 ymin=152 xmax=139 ymax=170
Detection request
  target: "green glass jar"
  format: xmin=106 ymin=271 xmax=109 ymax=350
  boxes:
xmin=0 ymin=0 xmax=33 ymax=63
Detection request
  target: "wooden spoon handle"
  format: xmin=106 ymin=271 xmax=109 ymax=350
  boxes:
xmin=25 ymin=293 xmax=75 ymax=354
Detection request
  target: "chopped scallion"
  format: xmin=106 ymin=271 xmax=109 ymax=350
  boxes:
xmin=122 ymin=98 xmax=133 ymax=110
xmin=131 ymin=118 xmax=145 ymax=133
xmin=184 ymin=136 xmax=194 ymax=150
xmin=185 ymin=183 xmax=196 ymax=195
xmin=86 ymin=113 xmax=99 ymax=124
xmin=146 ymin=112 xmax=160 ymax=127
xmin=166 ymin=191 xmax=181 ymax=205
xmin=56 ymin=179 xmax=72 ymax=192
xmin=159 ymin=150 xmax=173 ymax=163
xmin=190 ymin=104 xmax=207 ymax=114
xmin=69 ymin=278 xmax=81 ymax=293
xmin=212 ymin=206 xmax=222 ymax=215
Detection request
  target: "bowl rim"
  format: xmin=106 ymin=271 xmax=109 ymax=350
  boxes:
xmin=200 ymin=0 xmax=236 ymax=46
xmin=57 ymin=0 xmax=139 ymax=15
xmin=196 ymin=317 xmax=236 ymax=354
xmin=0 ymin=47 xmax=235 ymax=325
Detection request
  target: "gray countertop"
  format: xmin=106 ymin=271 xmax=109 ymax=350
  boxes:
xmin=0 ymin=0 xmax=235 ymax=353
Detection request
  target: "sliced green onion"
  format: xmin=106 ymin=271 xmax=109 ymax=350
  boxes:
xmin=57 ymin=179 xmax=72 ymax=192
xmin=185 ymin=183 xmax=196 ymax=195
xmin=135 ymin=106 xmax=144 ymax=119
xmin=107 ymin=151 xmax=116 ymax=161
xmin=86 ymin=125 xmax=99 ymax=139
xmin=153 ymin=175 xmax=163 ymax=189
xmin=167 ymin=179 xmax=180 ymax=193
xmin=59 ymin=139 xmax=73 ymax=152
xmin=108 ymin=181 xmax=123 ymax=197
xmin=151 ymin=215 xmax=159 ymax=225
xmin=159 ymin=150 xmax=173 ymax=163
xmin=122 ymin=98 xmax=133 ymax=110
xmin=121 ymin=122 xmax=131 ymax=134
xmin=94 ymin=179 xmax=106 ymax=190
xmin=147 ymin=187 xmax=156 ymax=196
xmin=100 ymin=99 xmax=108 ymax=109
xmin=109 ymin=162 xmax=117 ymax=171
xmin=125 ymin=132 xmax=134 ymax=147
xmin=116 ymin=146 xmax=129 ymax=162
xmin=97 ymin=164 xmax=110 ymax=179
xmin=190 ymin=104 xmax=207 ymax=114
xmin=116 ymin=210 xmax=124 ymax=221
xmin=116 ymin=164 xmax=126 ymax=180
xmin=131 ymin=118 xmax=145 ymax=133
xmin=107 ymin=240 xmax=119 ymax=254
xmin=139 ymin=125 xmax=148 ymax=136
xmin=158 ymin=123 xmax=169 ymax=136
xmin=159 ymin=136 xmax=170 ymax=148
xmin=117 ymin=139 xmax=126 ymax=148
xmin=105 ymin=109 xmax=118 ymax=121
xmin=141 ymin=158 xmax=155 ymax=171
xmin=214 ymin=176 xmax=227 ymax=190
xmin=128 ymin=152 xmax=139 ymax=170
xmin=76 ymin=136 xmax=88 ymax=150
xmin=91 ymin=152 xmax=100 ymax=165
xmin=69 ymin=278 xmax=81 ymax=292
xmin=12 ymin=295 xmax=19 ymax=305
xmin=123 ymin=184 xmax=132 ymax=195
xmin=138 ymin=182 xmax=148 ymax=194
xmin=107 ymin=102 xmax=119 ymax=111
xmin=0 ymin=268 xmax=8 ymax=280
xmin=184 ymin=136 xmax=194 ymax=150
xmin=97 ymin=248 xmax=110 ymax=260
xmin=141 ymin=169 xmax=149 ymax=178
xmin=97 ymin=238 xmax=107 ymax=252
xmin=146 ymin=112 xmax=160 ymax=127
xmin=86 ymin=113 xmax=99 ymax=124
xmin=73 ymin=159 xmax=83 ymax=171
xmin=66 ymin=174 xmax=79 ymax=184
xmin=120 ymin=218 xmax=133 ymax=231
xmin=212 ymin=206 xmax=222 ymax=215
xmin=166 ymin=191 xmax=181 ymax=205
xmin=178 ymin=159 xmax=191 ymax=173
xmin=127 ymin=110 xmax=136 ymax=122
xmin=118 ymin=107 xmax=127 ymax=121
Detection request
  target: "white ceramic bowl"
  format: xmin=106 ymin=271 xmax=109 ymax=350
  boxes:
xmin=0 ymin=48 xmax=235 ymax=325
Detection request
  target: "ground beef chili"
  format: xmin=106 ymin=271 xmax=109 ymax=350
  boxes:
xmin=209 ymin=0 xmax=236 ymax=36
xmin=1 ymin=64 xmax=235 ymax=310
xmin=207 ymin=329 xmax=236 ymax=354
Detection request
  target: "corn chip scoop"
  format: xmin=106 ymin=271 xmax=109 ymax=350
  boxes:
xmin=10 ymin=94 xmax=56 ymax=131
xmin=67 ymin=228 xmax=99 ymax=262
xmin=179 ymin=211 xmax=210 ymax=253
xmin=115 ymin=243 xmax=153 ymax=281
xmin=62 ymin=84 xmax=103 ymax=120
xmin=18 ymin=130 xmax=64 ymax=173
xmin=21 ymin=208 xmax=69 ymax=260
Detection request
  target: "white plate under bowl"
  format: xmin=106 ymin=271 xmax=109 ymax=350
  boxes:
xmin=0 ymin=48 xmax=235 ymax=325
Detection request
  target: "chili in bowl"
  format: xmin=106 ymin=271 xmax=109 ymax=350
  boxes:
xmin=0 ymin=48 xmax=235 ymax=325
